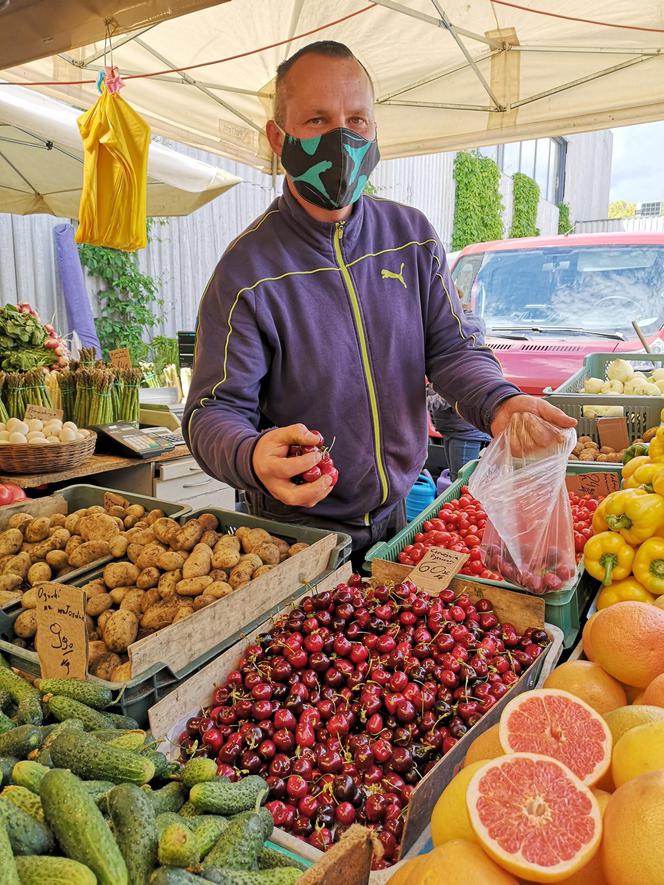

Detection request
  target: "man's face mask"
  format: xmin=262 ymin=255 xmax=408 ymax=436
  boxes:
xmin=278 ymin=125 xmax=380 ymax=211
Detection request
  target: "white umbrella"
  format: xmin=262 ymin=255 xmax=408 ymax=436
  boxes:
xmin=2 ymin=0 xmax=663 ymax=170
xmin=0 ymin=86 xmax=241 ymax=217
xmin=0 ymin=0 xmax=231 ymax=70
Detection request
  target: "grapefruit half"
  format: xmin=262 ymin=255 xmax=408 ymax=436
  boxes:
xmin=498 ymin=688 xmax=612 ymax=785
xmin=466 ymin=753 xmax=602 ymax=883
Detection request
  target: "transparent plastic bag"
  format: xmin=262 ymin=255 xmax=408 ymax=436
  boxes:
xmin=468 ymin=414 xmax=577 ymax=595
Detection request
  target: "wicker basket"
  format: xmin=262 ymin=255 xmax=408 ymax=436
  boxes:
xmin=0 ymin=430 xmax=97 ymax=475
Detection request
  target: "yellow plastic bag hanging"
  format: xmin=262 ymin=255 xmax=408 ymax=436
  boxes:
xmin=75 ymin=76 xmax=150 ymax=252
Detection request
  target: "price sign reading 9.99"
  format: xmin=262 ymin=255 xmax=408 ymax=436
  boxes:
xmin=407 ymin=546 xmax=469 ymax=595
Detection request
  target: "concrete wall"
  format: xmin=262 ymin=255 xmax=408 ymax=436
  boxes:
xmin=575 ymin=215 xmax=664 ymax=234
xmin=564 ymin=131 xmax=613 ymax=223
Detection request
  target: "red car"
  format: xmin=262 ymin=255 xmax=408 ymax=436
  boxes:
xmin=450 ymin=232 xmax=664 ymax=394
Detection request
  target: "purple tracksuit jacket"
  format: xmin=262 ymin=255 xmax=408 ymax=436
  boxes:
xmin=184 ymin=183 xmax=520 ymax=541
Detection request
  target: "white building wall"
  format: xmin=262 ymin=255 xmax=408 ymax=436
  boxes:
xmin=498 ymin=172 xmax=513 ymax=237
xmin=564 ymin=131 xmax=613 ymax=222
xmin=536 ymin=199 xmax=561 ymax=237
xmin=371 ymin=151 xmax=456 ymax=249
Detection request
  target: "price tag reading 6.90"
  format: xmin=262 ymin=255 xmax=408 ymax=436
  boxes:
xmin=407 ymin=546 xmax=469 ymax=595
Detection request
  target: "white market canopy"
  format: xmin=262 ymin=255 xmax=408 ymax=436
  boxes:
xmin=0 ymin=86 xmax=241 ymax=217
xmin=1 ymin=0 xmax=664 ymax=172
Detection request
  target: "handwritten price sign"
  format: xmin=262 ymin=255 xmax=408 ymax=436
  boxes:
xmin=35 ymin=583 xmax=87 ymax=678
xmin=109 ymin=348 xmax=133 ymax=369
xmin=407 ymin=546 xmax=469 ymax=594
xmin=565 ymin=471 xmax=620 ymax=497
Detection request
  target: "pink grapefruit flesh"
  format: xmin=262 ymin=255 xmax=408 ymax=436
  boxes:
xmin=466 ymin=753 xmax=602 ymax=883
xmin=498 ymin=688 xmax=612 ymax=785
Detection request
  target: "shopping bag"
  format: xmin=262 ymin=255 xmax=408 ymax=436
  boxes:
xmin=468 ymin=414 xmax=577 ymax=594
xmin=75 ymin=86 xmax=150 ymax=251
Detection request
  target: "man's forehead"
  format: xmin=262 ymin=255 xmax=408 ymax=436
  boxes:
xmin=283 ymin=54 xmax=372 ymax=92
xmin=296 ymin=102 xmax=374 ymax=115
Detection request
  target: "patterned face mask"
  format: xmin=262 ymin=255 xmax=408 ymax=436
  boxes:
xmin=278 ymin=125 xmax=380 ymax=210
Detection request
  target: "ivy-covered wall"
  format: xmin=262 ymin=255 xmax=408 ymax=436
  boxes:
xmin=510 ymin=173 xmax=540 ymax=238
xmin=557 ymin=201 xmax=573 ymax=234
xmin=451 ymin=152 xmax=504 ymax=250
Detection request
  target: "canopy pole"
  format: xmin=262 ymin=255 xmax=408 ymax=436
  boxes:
xmin=382 ymin=99 xmax=495 ymax=111
xmin=430 ymin=0 xmax=505 ymax=110
xmin=372 ymin=0 xmax=496 ymax=45
xmin=513 ymin=44 xmax=663 ymax=55
xmin=0 ymin=146 xmax=39 ymax=194
xmin=79 ymin=26 xmax=157 ymax=66
xmin=511 ymin=53 xmax=657 ymax=109
xmin=379 ymin=50 xmax=498 ymax=102
xmin=134 ymin=38 xmax=264 ymax=135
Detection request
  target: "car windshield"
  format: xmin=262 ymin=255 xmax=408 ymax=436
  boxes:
xmin=451 ymin=245 xmax=664 ymax=337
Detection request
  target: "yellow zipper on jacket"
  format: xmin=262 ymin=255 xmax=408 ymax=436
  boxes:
xmin=333 ymin=222 xmax=389 ymax=509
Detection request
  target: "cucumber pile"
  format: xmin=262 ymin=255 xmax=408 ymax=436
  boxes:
xmin=0 ymin=660 xmax=307 ymax=884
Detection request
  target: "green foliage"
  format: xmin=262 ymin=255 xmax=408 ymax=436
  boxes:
xmin=149 ymin=336 xmax=179 ymax=376
xmin=557 ymin=201 xmax=573 ymax=235
xmin=510 ymin=172 xmax=540 ymax=239
xmin=78 ymin=221 xmax=165 ymax=362
xmin=451 ymin=151 xmax=504 ymax=250
xmin=363 ymin=181 xmax=379 ymax=196
xmin=608 ymin=200 xmax=636 ymax=219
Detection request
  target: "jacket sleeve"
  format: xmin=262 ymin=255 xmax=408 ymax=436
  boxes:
xmin=182 ymin=264 xmax=269 ymax=492
xmin=424 ymin=241 xmax=521 ymax=434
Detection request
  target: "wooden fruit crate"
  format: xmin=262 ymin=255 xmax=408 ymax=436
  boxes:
xmin=149 ymin=573 xmax=563 ymax=876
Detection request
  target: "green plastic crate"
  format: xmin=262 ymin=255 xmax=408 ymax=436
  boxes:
xmin=544 ymin=352 xmax=664 ymax=445
xmin=0 ymin=485 xmax=192 ymax=614
xmin=365 ymin=461 xmax=619 ymax=648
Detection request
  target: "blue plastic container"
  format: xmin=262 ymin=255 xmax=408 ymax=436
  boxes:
xmin=406 ymin=472 xmax=437 ymax=521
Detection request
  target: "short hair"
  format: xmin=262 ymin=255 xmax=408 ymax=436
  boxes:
xmin=273 ymin=41 xmax=374 ymax=127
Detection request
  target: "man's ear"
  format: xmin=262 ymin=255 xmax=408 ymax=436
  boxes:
xmin=266 ymin=120 xmax=283 ymax=157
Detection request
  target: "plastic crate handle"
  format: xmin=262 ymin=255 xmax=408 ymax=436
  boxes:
xmin=330 ymin=533 xmax=353 ymax=569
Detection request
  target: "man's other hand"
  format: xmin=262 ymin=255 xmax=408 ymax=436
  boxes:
xmin=491 ymin=395 xmax=577 ymax=457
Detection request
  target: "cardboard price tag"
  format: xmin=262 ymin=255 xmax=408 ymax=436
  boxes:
xmin=597 ymin=417 xmax=630 ymax=452
xmin=566 ymin=471 xmax=620 ymax=497
xmin=35 ymin=583 xmax=87 ymax=679
xmin=24 ymin=404 xmax=64 ymax=423
xmin=407 ymin=546 xmax=468 ymax=594
xmin=109 ymin=347 xmax=132 ymax=369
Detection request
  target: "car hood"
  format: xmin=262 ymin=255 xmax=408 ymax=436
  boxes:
xmin=486 ymin=335 xmax=624 ymax=396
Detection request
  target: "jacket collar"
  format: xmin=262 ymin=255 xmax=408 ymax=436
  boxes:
xmin=278 ymin=179 xmax=365 ymax=255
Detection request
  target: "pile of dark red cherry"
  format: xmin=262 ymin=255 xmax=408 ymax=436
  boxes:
xmin=178 ymin=575 xmax=549 ymax=868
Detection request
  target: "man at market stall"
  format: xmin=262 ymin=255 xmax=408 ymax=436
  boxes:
xmin=183 ymin=41 xmax=575 ymax=563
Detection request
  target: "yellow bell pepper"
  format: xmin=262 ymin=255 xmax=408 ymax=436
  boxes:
xmin=596 ymin=577 xmax=655 ymax=609
xmin=633 ymin=537 xmax=664 ymax=595
xmin=631 ymin=462 xmax=664 ymax=493
xmin=651 ymin=466 xmax=664 ymax=498
xmin=592 ymin=487 xmax=646 ymax=533
xmin=604 ymin=490 xmax=664 ymax=545
xmin=648 ymin=426 xmax=664 ymax=462
xmin=622 ymin=455 xmax=651 ymax=483
xmin=584 ymin=531 xmax=636 ymax=585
